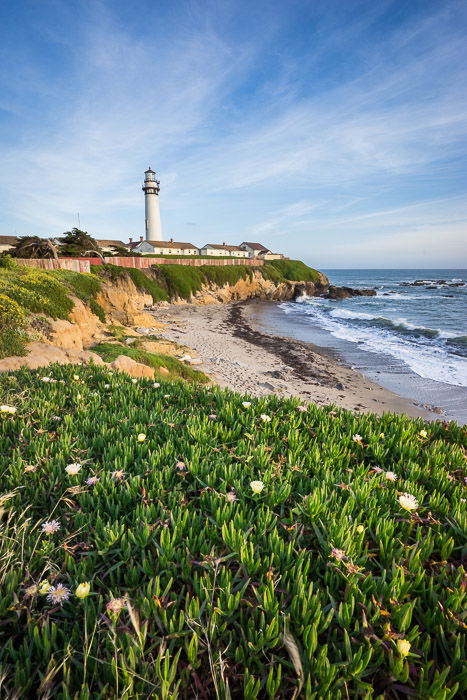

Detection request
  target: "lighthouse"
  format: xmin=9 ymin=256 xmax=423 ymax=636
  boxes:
xmin=142 ymin=167 xmax=163 ymax=241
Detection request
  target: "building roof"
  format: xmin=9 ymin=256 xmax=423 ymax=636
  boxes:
xmin=202 ymin=243 xmax=244 ymax=251
xmin=96 ymin=239 xmax=128 ymax=249
xmin=240 ymin=241 xmax=269 ymax=251
xmin=0 ymin=236 xmax=19 ymax=245
xmin=146 ymin=240 xmax=198 ymax=249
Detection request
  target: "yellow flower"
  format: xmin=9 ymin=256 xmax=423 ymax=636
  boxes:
xmin=397 ymin=639 xmax=411 ymax=657
xmin=137 ymin=433 xmax=146 ymax=442
xmin=398 ymin=493 xmax=419 ymax=511
xmin=419 ymin=429 xmax=428 ymax=438
xmin=75 ymin=582 xmax=91 ymax=599
xmin=379 ymin=432 xmax=385 ymax=439
xmin=250 ymin=480 xmax=265 ymax=494
xmin=356 ymin=525 xmax=365 ymax=534
xmin=38 ymin=580 xmax=51 ymax=595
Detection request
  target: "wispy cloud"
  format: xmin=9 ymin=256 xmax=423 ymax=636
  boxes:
xmin=0 ymin=0 xmax=466 ymax=266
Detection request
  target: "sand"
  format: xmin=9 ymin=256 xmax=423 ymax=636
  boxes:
xmin=152 ymin=301 xmax=434 ymax=419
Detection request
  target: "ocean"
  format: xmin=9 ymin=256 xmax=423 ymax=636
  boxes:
xmin=248 ymin=269 xmax=467 ymax=423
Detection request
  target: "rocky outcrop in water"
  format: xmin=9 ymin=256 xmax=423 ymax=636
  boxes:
xmin=323 ymin=286 xmax=377 ymax=300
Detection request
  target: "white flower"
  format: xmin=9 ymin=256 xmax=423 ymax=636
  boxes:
xmin=260 ymin=414 xmax=271 ymax=422
xmin=164 ymin=394 xmax=171 ymax=398
xmin=153 ymin=382 xmax=160 ymax=388
xmin=0 ymin=405 xmax=17 ymax=414
xmin=75 ymin=582 xmax=91 ymax=599
xmin=65 ymin=463 xmax=81 ymax=476
xmin=137 ymin=433 xmax=146 ymax=442
xmin=242 ymin=401 xmax=251 ymax=408
xmin=132 ymin=378 xmax=138 ymax=384
xmin=352 ymin=434 xmax=363 ymax=443
xmin=397 ymin=639 xmax=411 ymax=657
xmin=104 ymin=384 xmax=111 ymax=389
xmin=41 ymin=377 xmax=51 ymax=383
xmin=385 ymin=471 xmax=398 ymax=482
xmin=398 ymin=493 xmax=419 ymax=511
xmin=47 ymin=584 xmax=70 ymax=606
xmin=250 ymin=480 xmax=265 ymax=494
xmin=73 ymin=374 xmax=80 ymax=381
xmin=41 ymin=520 xmax=61 ymax=534
xmin=38 ymin=580 xmax=51 ymax=595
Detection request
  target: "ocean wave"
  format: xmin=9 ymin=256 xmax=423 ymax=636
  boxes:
xmin=283 ymin=302 xmax=467 ymax=386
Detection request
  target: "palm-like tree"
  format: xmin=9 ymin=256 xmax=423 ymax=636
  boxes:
xmin=8 ymin=236 xmax=58 ymax=259
xmin=58 ymin=229 xmax=103 ymax=257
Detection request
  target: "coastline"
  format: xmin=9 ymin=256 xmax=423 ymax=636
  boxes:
xmin=153 ymin=301 xmax=436 ymax=419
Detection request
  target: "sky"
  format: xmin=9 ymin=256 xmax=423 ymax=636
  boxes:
xmin=1 ymin=0 xmax=466 ymax=268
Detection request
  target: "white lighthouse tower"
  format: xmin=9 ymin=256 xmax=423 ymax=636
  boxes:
xmin=142 ymin=167 xmax=163 ymax=241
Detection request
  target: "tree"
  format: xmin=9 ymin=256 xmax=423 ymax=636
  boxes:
xmin=7 ymin=236 xmax=58 ymax=259
xmin=108 ymin=245 xmax=142 ymax=257
xmin=58 ymin=228 xmax=102 ymax=257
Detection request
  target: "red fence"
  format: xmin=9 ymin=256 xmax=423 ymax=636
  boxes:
xmin=105 ymin=256 xmax=265 ymax=268
xmin=16 ymin=258 xmax=91 ymax=273
xmin=16 ymin=256 xmax=265 ymax=273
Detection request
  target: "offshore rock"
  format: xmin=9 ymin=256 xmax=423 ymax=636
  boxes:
xmin=324 ymin=286 xmax=377 ymax=300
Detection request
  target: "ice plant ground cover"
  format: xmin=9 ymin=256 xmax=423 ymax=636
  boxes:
xmin=0 ymin=365 xmax=465 ymax=699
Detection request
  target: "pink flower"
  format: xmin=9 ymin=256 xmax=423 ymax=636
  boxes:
xmin=86 ymin=476 xmax=100 ymax=486
xmin=226 ymin=491 xmax=237 ymax=503
xmin=47 ymin=584 xmax=70 ymax=606
xmin=111 ymin=470 xmax=125 ymax=481
xmin=330 ymin=548 xmax=346 ymax=561
xmin=297 ymin=405 xmax=307 ymax=412
xmin=176 ymin=461 xmax=186 ymax=471
xmin=208 ymin=414 xmax=217 ymax=420
xmin=106 ymin=597 xmax=126 ymax=615
xmin=41 ymin=520 xmax=61 ymax=535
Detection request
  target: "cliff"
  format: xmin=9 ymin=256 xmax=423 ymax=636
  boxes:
xmin=0 ymin=261 xmax=329 ymax=375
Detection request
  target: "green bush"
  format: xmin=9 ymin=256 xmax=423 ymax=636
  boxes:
xmin=92 ymin=342 xmax=208 ymax=383
xmin=0 ymin=364 xmax=465 ymax=698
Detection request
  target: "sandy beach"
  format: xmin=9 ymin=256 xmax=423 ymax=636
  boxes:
xmin=153 ymin=301 xmax=434 ymax=419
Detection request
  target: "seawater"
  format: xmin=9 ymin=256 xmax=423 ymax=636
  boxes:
xmin=250 ymin=269 xmax=467 ymax=422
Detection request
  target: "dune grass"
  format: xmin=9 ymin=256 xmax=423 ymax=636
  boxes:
xmin=0 ymin=364 xmax=465 ymax=698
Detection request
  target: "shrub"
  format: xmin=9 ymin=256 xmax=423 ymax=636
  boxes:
xmin=92 ymin=342 xmax=208 ymax=383
xmin=264 ymin=259 xmax=321 ymax=282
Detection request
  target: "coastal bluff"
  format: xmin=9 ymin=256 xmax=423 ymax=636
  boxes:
xmin=0 ymin=260 xmax=329 ymax=375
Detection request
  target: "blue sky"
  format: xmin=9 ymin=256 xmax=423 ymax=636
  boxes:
xmin=1 ymin=0 xmax=466 ymax=268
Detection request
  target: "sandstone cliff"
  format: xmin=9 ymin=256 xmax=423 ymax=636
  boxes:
xmin=0 ymin=266 xmax=329 ymax=375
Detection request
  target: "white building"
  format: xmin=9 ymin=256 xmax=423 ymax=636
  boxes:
xmin=142 ymin=167 xmax=163 ymax=241
xmin=239 ymin=242 xmax=270 ymax=257
xmin=239 ymin=241 xmax=284 ymax=260
xmin=96 ymin=239 xmax=130 ymax=254
xmin=0 ymin=236 xmax=18 ymax=253
xmin=128 ymin=237 xmax=198 ymax=256
xmin=200 ymin=243 xmax=249 ymax=258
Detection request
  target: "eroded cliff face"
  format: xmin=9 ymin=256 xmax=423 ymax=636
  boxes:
xmin=171 ymin=270 xmax=329 ymax=305
xmin=0 ymin=268 xmax=329 ymax=374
